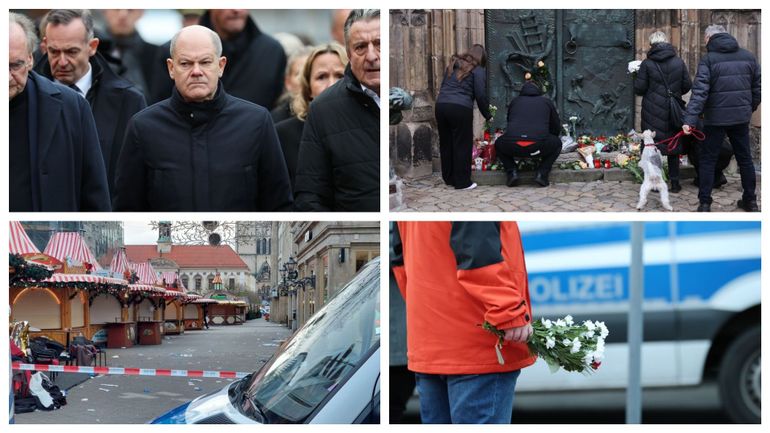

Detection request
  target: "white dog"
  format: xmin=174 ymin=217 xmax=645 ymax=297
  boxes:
xmin=636 ymin=130 xmax=673 ymax=211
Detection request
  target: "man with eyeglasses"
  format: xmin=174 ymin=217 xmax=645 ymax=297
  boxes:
xmin=293 ymin=9 xmax=380 ymax=212
xmin=34 ymin=9 xmax=147 ymax=201
xmin=9 ymin=12 xmax=109 ymax=211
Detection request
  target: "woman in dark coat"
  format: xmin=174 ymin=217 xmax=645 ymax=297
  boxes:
xmin=275 ymin=43 xmax=347 ymax=189
xmin=435 ymin=44 xmax=492 ymax=191
xmin=634 ymin=31 xmax=692 ymax=192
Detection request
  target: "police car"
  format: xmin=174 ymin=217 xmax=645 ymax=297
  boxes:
xmin=151 ymin=258 xmax=380 ymax=424
xmin=515 ymin=221 xmax=760 ymax=423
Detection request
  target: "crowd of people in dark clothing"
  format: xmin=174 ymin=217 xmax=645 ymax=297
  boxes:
xmin=9 ymin=9 xmax=380 ymax=212
xmin=435 ymin=25 xmax=760 ymax=212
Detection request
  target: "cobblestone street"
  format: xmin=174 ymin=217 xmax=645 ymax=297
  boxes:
xmin=396 ymin=172 xmax=761 ymax=212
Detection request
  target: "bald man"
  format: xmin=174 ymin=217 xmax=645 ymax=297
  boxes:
xmin=113 ymin=25 xmax=292 ymax=211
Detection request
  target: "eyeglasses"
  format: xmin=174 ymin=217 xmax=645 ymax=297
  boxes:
xmin=9 ymin=60 xmax=28 ymax=73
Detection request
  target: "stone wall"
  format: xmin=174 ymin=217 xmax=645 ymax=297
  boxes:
xmin=391 ymin=9 xmax=762 ymax=179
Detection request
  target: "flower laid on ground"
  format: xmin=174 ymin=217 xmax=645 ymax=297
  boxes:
xmin=627 ymin=60 xmax=642 ymax=75
xmin=481 ymin=316 xmax=608 ymax=373
xmin=615 ymin=153 xmax=630 ymax=168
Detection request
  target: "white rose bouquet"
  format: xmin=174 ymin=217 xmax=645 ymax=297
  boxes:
xmin=482 ymin=315 xmax=608 ymax=373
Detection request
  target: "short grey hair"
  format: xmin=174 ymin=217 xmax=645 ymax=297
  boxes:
xmin=169 ymin=25 xmax=223 ymax=58
xmin=43 ymin=9 xmax=95 ymax=41
xmin=343 ymin=9 xmax=379 ymax=48
xmin=649 ymin=31 xmax=668 ymax=45
xmin=705 ymin=24 xmax=727 ymax=39
xmin=9 ymin=12 xmax=38 ymax=55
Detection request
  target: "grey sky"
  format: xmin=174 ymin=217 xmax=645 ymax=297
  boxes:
xmin=123 ymin=221 xmax=157 ymax=245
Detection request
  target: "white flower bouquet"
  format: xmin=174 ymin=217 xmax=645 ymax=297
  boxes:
xmin=482 ymin=315 xmax=608 ymax=373
xmin=627 ymin=60 xmax=642 ymax=75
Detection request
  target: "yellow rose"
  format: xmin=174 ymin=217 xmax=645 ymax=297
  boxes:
xmin=537 ymin=60 xmax=545 ymax=68
xmin=524 ymin=72 xmax=532 ymax=80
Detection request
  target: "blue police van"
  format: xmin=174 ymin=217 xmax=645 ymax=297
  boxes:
xmin=515 ymin=221 xmax=760 ymax=423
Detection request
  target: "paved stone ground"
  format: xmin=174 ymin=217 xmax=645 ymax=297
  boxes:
xmin=397 ymin=172 xmax=761 ymax=212
xmin=14 ymin=319 xmax=292 ymax=423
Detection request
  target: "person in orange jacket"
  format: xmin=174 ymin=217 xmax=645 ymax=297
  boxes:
xmin=390 ymin=221 xmax=536 ymax=424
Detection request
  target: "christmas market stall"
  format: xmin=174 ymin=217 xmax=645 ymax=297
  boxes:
xmin=160 ymin=272 xmax=189 ymax=335
xmin=204 ymin=288 xmax=248 ymax=326
xmin=111 ymin=250 xmax=166 ymax=345
xmin=10 ymin=224 xmax=128 ymax=350
xmin=184 ymin=296 xmax=216 ymax=331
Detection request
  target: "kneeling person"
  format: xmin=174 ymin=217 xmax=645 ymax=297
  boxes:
xmin=114 ymin=25 xmax=292 ymax=211
xmin=494 ymin=81 xmax=561 ymax=187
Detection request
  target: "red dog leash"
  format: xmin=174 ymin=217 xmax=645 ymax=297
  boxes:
xmin=652 ymin=128 xmax=706 ymax=153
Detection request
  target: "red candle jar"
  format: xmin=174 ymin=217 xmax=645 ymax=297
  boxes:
xmin=593 ymin=159 xmax=601 ymax=169
xmin=604 ymin=159 xmax=612 ymax=168
xmin=483 ymin=131 xmax=491 ymax=141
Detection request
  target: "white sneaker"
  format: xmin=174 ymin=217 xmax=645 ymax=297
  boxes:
xmin=460 ymin=182 xmax=477 ymax=191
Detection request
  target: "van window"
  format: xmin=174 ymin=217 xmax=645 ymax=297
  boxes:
xmin=241 ymin=259 xmax=380 ymax=423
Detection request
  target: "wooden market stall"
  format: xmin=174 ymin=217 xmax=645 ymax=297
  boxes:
xmin=159 ymin=271 xmax=188 ymax=335
xmin=9 ymin=223 xmax=128 ymax=348
xmin=41 ymin=232 xmax=129 ymax=348
xmin=111 ymin=250 xmax=166 ymax=345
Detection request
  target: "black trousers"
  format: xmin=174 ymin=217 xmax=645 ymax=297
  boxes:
xmin=494 ymin=134 xmax=561 ymax=176
xmin=698 ymin=123 xmax=756 ymax=204
xmin=435 ymin=103 xmax=474 ymax=189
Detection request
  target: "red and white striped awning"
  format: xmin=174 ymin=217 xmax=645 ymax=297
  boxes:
xmin=44 ymin=232 xmax=103 ymax=271
xmin=9 ymin=221 xmax=40 ymax=255
xmin=159 ymin=271 xmax=185 ymax=289
xmin=128 ymin=284 xmax=166 ymax=295
xmin=130 ymin=262 xmax=159 ymax=285
xmin=42 ymin=274 xmax=127 ymax=285
xmin=110 ymin=248 xmax=131 ymax=275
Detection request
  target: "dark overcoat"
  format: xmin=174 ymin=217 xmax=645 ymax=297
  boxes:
xmin=35 ymin=53 xmax=147 ymax=197
xmin=293 ymin=65 xmax=379 ymax=212
xmin=22 ymin=72 xmax=111 ymax=211
xmin=113 ymin=85 xmax=293 ymax=211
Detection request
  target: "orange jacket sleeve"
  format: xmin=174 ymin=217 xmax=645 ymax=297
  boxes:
xmin=451 ymin=222 xmax=531 ymax=329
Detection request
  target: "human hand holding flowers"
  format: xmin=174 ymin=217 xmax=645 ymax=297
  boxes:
xmin=481 ymin=315 xmax=608 ymax=373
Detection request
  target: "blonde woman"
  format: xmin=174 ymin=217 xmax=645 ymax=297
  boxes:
xmin=275 ymin=43 xmax=348 ymax=187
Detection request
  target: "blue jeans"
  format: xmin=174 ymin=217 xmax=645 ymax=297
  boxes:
xmin=698 ymin=123 xmax=756 ymax=204
xmin=415 ymin=370 xmax=521 ymax=424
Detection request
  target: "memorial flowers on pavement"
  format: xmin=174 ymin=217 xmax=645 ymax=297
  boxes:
xmin=481 ymin=315 xmax=609 ymax=373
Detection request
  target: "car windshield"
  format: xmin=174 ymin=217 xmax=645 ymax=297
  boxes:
xmin=239 ymin=257 xmax=380 ymax=423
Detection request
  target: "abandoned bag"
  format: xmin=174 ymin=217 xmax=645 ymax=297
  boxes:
xmin=28 ymin=372 xmax=66 ymax=410
xmin=14 ymin=397 xmax=39 ymax=414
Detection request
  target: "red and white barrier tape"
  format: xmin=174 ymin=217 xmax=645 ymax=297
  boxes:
xmin=12 ymin=362 xmax=249 ymax=379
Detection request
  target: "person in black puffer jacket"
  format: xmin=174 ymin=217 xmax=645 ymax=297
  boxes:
xmin=633 ymin=31 xmax=691 ymax=193
xmin=494 ymin=80 xmax=561 ymax=187
xmin=682 ymin=25 xmax=761 ymax=212
xmin=293 ymin=10 xmax=380 ymax=211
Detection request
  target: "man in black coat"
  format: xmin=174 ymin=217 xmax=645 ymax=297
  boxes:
xmin=113 ymin=25 xmax=293 ymax=212
xmin=633 ymin=31 xmax=691 ymax=192
xmin=98 ymin=9 xmax=159 ymax=96
xmin=494 ymin=81 xmax=562 ymax=187
xmin=683 ymin=25 xmax=761 ymax=212
xmin=9 ymin=13 xmax=110 ymax=211
xmin=294 ymin=10 xmax=380 ymax=212
xmin=35 ymin=9 xmax=147 ymax=201
xmin=148 ymin=9 xmax=286 ymax=109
